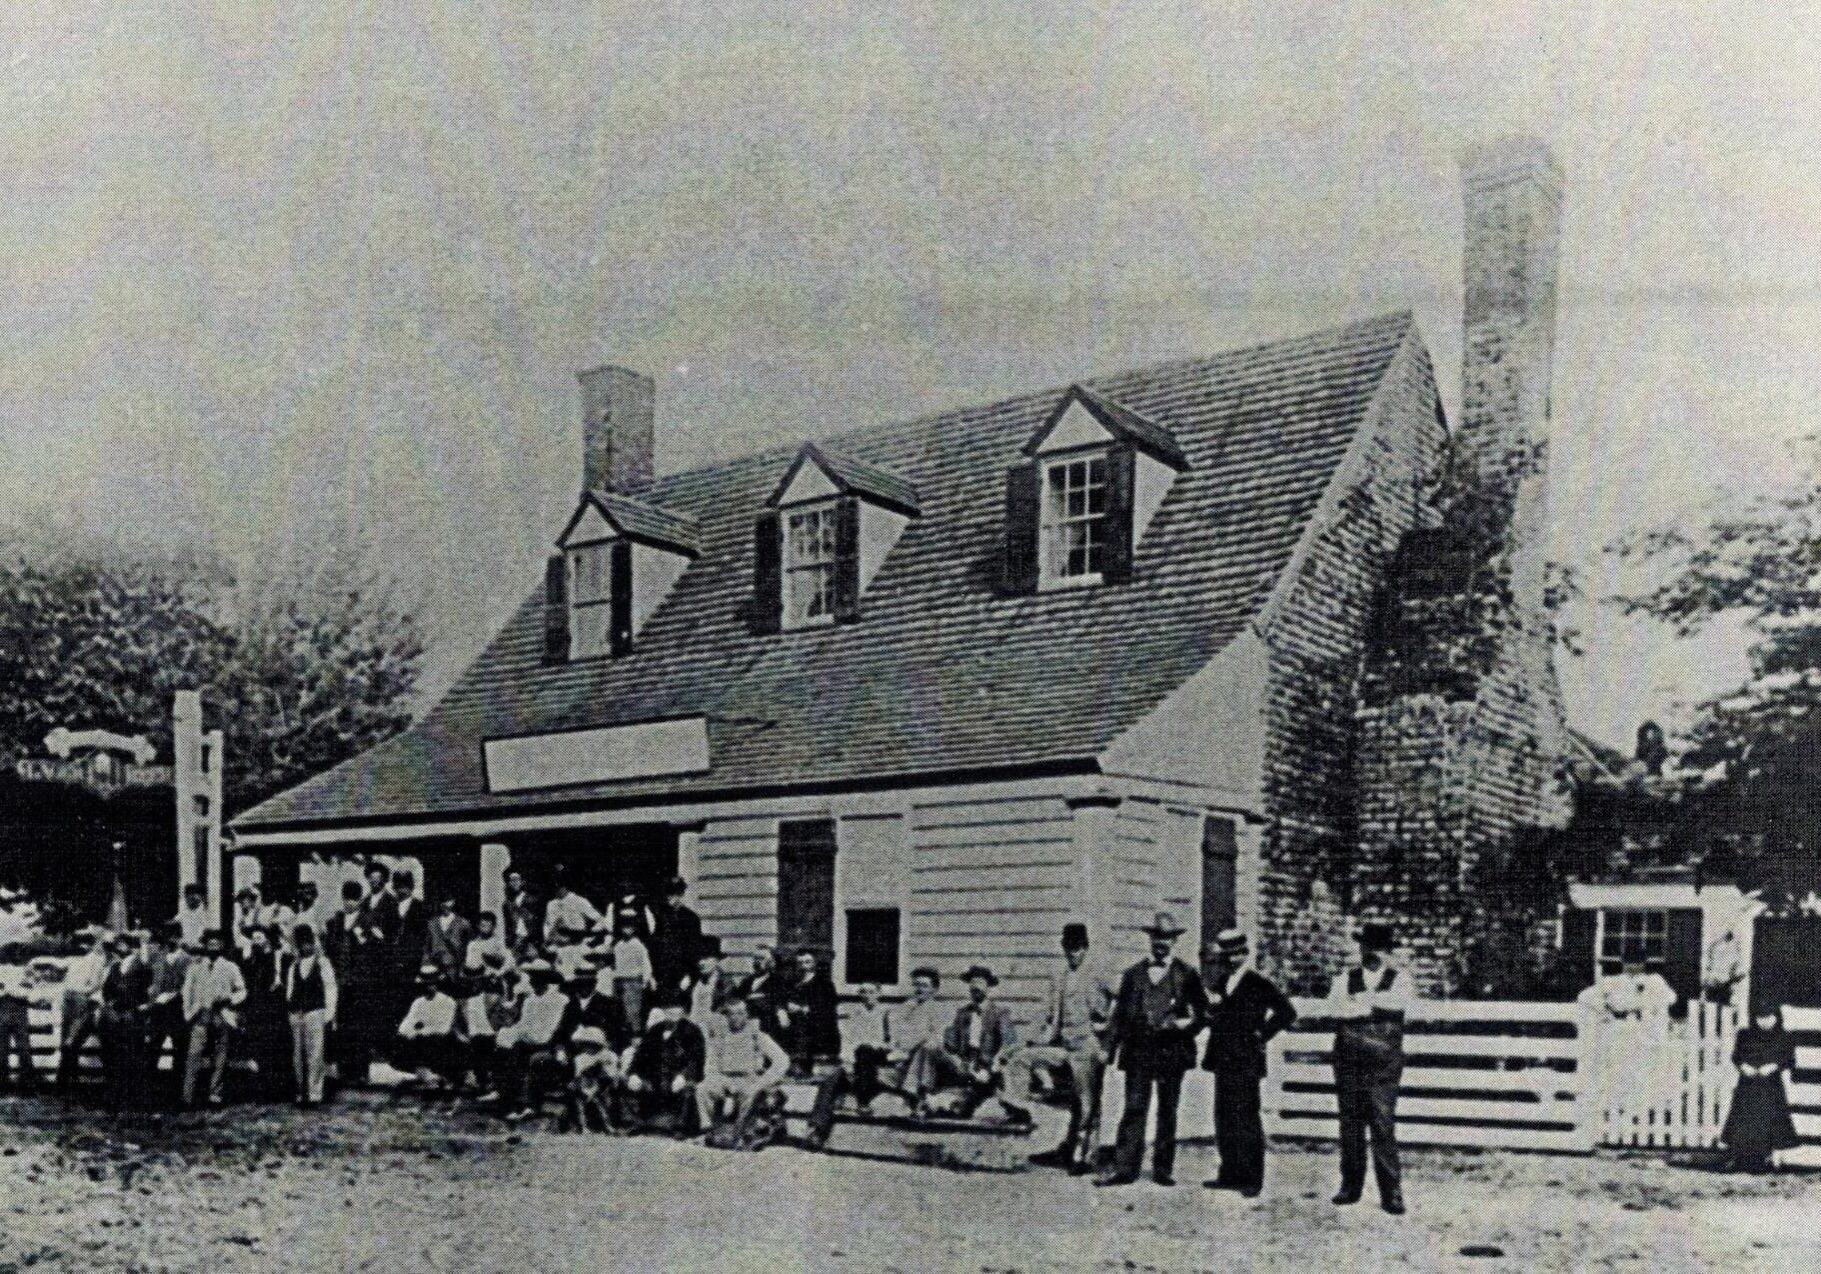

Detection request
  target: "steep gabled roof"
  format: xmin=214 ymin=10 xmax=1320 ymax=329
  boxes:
xmin=558 ymin=489 xmax=702 ymax=556
xmin=766 ymin=442 xmax=922 ymax=516
xmin=236 ymin=311 xmax=1424 ymax=832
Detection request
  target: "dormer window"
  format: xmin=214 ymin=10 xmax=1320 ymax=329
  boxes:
xmin=1004 ymin=385 xmax=1188 ymax=595
xmin=567 ymin=540 xmax=615 ymax=657
xmin=784 ymin=502 xmax=839 ymax=626
xmin=751 ymin=443 xmax=920 ymax=634
xmin=544 ymin=490 xmax=700 ymax=664
xmin=1040 ymin=452 xmax=1109 ymax=588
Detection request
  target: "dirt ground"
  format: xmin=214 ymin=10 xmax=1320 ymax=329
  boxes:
xmin=0 ymin=1091 xmax=1815 ymax=1273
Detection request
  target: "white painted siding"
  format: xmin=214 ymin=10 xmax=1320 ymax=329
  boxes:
xmin=694 ymin=816 xmax=780 ymax=957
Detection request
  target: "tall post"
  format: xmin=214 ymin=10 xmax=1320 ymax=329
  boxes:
xmin=173 ymin=691 xmax=226 ymax=921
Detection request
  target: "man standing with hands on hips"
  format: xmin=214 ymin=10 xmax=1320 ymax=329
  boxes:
xmin=1327 ymin=921 xmax=1409 ymax=1215
xmin=1097 ymin=911 xmax=1207 ymax=1188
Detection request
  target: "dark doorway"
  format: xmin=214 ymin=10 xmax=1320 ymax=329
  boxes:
xmin=1753 ymin=915 xmax=1821 ymax=1009
xmin=503 ymin=824 xmax=679 ymax=913
xmin=778 ymin=818 xmax=837 ymax=959
xmin=1201 ymin=816 xmax=1238 ymax=942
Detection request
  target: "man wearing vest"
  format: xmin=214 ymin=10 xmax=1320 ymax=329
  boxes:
xmin=283 ymin=924 xmax=339 ymax=1106
xmin=1200 ymin=928 xmax=1296 ymax=1197
xmin=1098 ymin=911 xmax=1209 ymax=1188
xmin=141 ymin=925 xmax=191 ymax=1106
xmin=1327 ymin=921 xmax=1409 ymax=1215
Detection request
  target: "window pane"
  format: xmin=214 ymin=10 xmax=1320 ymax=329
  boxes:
xmin=572 ymin=603 xmax=611 ymax=657
xmin=1040 ymin=454 xmax=1110 ymax=583
xmin=844 ymin=908 xmax=901 ymax=985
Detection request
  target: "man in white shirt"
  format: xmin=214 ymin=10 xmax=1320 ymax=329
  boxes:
xmin=543 ymin=876 xmax=603 ymax=945
xmin=499 ymin=960 xmax=573 ymax=1121
xmin=1326 ymin=922 xmax=1410 ymax=1215
xmin=181 ymin=929 xmax=248 ymax=1107
xmin=231 ymin=887 xmax=264 ymax=960
xmin=56 ymin=927 xmax=109 ymax=1088
xmin=391 ymin=964 xmax=461 ymax=1089
xmin=175 ymin=885 xmax=209 ymax=951
xmin=282 ymin=924 xmax=339 ymax=1106
xmin=696 ymin=995 xmax=790 ymax=1140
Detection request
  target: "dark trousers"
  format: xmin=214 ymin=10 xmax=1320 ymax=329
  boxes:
xmin=391 ymin=1034 xmax=463 ymax=1084
xmin=97 ymin=1010 xmax=145 ymax=1109
xmin=0 ymin=1001 xmax=34 ymax=1087
xmin=1213 ymin=1070 xmax=1266 ymax=1189
xmin=807 ymin=1045 xmax=893 ymax=1141
xmin=1335 ymin=1076 xmax=1401 ymax=1204
xmin=1111 ymin=1069 xmax=1184 ymax=1179
xmin=144 ymin=1006 xmax=188 ymax=1103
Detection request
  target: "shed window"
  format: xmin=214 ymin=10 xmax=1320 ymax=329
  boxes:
xmin=843 ymin=907 xmax=901 ymax=986
xmin=1040 ymin=453 xmax=1108 ymax=587
xmin=785 ymin=503 xmax=838 ymax=627
xmin=567 ymin=542 xmax=613 ymax=658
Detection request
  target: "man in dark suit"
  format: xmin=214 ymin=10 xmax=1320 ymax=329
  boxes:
xmin=423 ymin=896 xmax=474 ymax=974
xmin=96 ymin=931 xmax=153 ymax=1109
xmin=1097 ymin=911 xmax=1207 ymax=1188
xmin=140 ymin=925 xmax=191 ymax=1106
xmin=1200 ymin=928 xmax=1296 ymax=1197
xmin=620 ymin=988 xmax=707 ymax=1133
xmin=777 ymin=947 xmax=841 ymax=1075
xmin=915 ymin=964 xmax=1029 ymax=1123
xmin=644 ymin=876 xmax=705 ymax=994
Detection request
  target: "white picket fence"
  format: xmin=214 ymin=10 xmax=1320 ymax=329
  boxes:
xmin=1264 ymin=997 xmax=1821 ymax=1164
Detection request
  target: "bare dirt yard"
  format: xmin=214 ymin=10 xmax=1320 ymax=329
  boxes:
xmin=1 ymin=1091 xmax=1816 ymax=1273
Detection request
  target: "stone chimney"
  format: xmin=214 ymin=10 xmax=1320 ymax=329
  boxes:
xmin=578 ymin=364 xmax=654 ymax=494
xmin=1459 ymin=137 xmax=1561 ymax=506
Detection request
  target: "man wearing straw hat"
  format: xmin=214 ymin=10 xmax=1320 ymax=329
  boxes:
xmin=1201 ymin=927 xmax=1296 ymax=1197
xmin=1098 ymin=911 xmax=1208 ymax=1188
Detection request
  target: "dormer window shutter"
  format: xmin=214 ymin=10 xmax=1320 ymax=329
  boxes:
xmin=1102 ymin=442 xmax=1137 ymax=585
xmin=542 ymin=553 xmax=569 ymax=663
xmin=751 ymin=510 xmax=783 ymax=634
xmin=1002 ymin=460 xmax=1040 ymax=595
xmin=608 ymin=539 xmax=634 ymax=656
xmin=832 ymin=495 xmax=862 ymax=622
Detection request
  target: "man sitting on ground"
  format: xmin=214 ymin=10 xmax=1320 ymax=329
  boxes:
xmin=916 ymin=964 xmax=1029 ymax=1124
xmin=391 ymin=964 xmax=463 ymax=1090
xmin=620 ymin=988 xmax=706 ymax=1134
xmin=560 ymin=1026 xmax=619 ymax=1134
xmin=697 ymin=995 xmax=790 ymax=1146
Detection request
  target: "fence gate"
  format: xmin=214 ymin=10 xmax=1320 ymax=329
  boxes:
xmin=1589 ymin=1000 xmax=1738 ymax=1149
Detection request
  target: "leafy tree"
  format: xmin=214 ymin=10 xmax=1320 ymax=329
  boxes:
xmin=1608 ymin=434 xmax=1821 ymax=905
xmin=0 ymin=534 xmax=423 ymax=813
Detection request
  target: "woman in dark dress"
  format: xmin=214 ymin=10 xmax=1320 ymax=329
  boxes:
xmin=1721 ymin=1001 xmax=1800 ymax=1171
xmin=241 ymin=925 xmax=291 ymax=1101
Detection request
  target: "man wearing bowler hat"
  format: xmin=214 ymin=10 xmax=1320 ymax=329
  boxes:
xmin=1201 ymin=928 xmax=1296 ymax=1197
xmin=1327 ymin=920 xmax=1409 ymax=1214
xmin=1008 ymin=921 xmax=1117 ymax=1172
xmin=1098 ymin=911 xmax=1208 ymax=1187
xmin=919 ymin=964 xmax=1028 ymax=1123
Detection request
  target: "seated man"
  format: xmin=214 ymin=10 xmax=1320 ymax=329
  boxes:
xmin=1005 ymin=922 xmax=1116 ymax=1172
xmin=619 ymin=988 xmax=706 ymax=1134
xmin=390 ymin=964 xmax=464 ymax=1090
xmin=914 ymin=964 xmax=1030 ymax=1124
xmin=558 ymin=1026 xmax=619 ymax=1134
xmin=696 ymin=996 xmax=790 ymax=1145
xmin=776 ymin=947 xmax=839 ymax=1076
xmin=497 ymin=959 xmax=573 ymax=1121
xmin=804 ymin=980 xmax=893 ymax=1146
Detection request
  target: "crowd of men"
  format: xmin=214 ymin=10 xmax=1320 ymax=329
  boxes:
xmin=0 ymin=871 xmax=1415 ymax=1213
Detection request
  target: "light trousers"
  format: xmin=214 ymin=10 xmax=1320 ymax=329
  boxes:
xmin=289 ymin=1009 xmax=328 ymax=1103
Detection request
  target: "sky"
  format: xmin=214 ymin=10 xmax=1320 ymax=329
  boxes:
xmin=4 ymin=0 xmax=1820 ymax=749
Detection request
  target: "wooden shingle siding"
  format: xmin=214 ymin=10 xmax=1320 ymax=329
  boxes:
xmin=695 ymin=816 xmax=780 ymax=950
xmin=906 ymin=790 xmax=1078 ymax=1013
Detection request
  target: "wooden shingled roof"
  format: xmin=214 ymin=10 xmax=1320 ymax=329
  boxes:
xmin=236 ymin=311 xmax=1424 ymax=831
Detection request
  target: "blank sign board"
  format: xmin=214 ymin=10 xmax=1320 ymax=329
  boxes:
xmin=483 ymin=717 xmax=710 ymax=793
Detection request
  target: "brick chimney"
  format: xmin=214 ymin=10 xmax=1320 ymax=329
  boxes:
xmin=1459 ymin=137 xmax=1561 ymax=505
xmin=578 ymin=364 xmax=654 ymax=494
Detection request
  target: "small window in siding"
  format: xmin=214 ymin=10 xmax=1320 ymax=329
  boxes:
xmin=843 ymin=907 xmax=900 ymax=986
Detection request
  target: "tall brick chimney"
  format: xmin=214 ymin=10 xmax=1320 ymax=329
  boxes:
xmin=1459 ymin=137 xmax=1561 ymax=563
xmin=578 ymin=364 xmax=654 ymax=494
